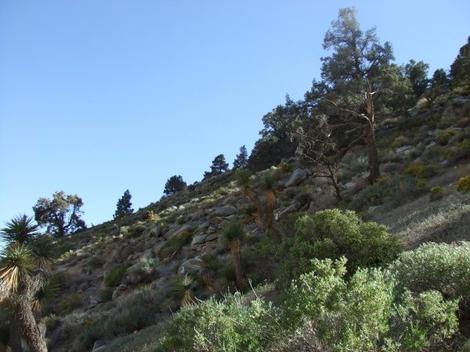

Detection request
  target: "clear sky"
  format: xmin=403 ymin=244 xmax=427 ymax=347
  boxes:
xmin=1 ymin=0 xmax=469 ymax=236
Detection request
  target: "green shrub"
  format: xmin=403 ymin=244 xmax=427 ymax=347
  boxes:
xmin=457 ymin=139 xmax=470 ymax=159
xmin=158 ymin=231 xmax=192 ymax=258
xmin=57 ymin=292 xmax=85 ymax=314
xmin=457 ymin=175 xmax=470 ymax=193
xmin=104 ymin=265 xmax=127 ymax=287
xmin=350 ymin=180 xmax=390 ymax=210
xmin=404 ymin=163 xmax=436 ymax=179
xmin=156 ymin=292 xmax=279 ymax=352
xmin=436 ymin=128 xmax=458 ymax=145
xmin=392 ymin=135 xmax=409 ymax=148
xmin=389 ymin=242 xmax=470 ymax=300
xmin=88 ymin=256 xmax=105 ymax=269
xmin=429 ymin=186 xmax=444 ymax=201
xmin=279 ymin=258 xmax=459 ymax=352
xmin=278 ymin=209 xmax=401 ymax=287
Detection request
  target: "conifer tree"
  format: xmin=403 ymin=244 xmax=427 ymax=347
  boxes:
xmin=233 ymin=145 xmax=248 ymax=170
xmin=164 ymin=175 xmax=187 ymax=196
xmin=204 ymin=154 xmax=229 ymax=178
xmin=114 ymin=189 xmax=134 ymax=219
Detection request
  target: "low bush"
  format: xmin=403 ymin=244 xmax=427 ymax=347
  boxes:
xmin=277 ymin=209 xmax=401 ymax=288
xmin=457 ymin=176 xmax=470 ymax=193
xmin=389 ymin=241 xmax=470 ymax=300
xmin=429 ymin=186 xmax=445 ymax=201
xmin=156 ymin=292 xmax=279 ymax=352
xmin=158 ymin=231 xmax=192 ymax=258
xmin=57 ymin=292 xmax=85 ymax=314
xmin=279 ymin=258 xmax=459 ymax=352
xmin=104 ymin=265 xmax=127 ymax=287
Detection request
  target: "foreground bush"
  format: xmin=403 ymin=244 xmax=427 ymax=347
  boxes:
xmin=156 ymin=255 xmax=461 ymax=352
xmin=156 ymin=293 xmax=279 ymax=352
xmin=389 ymin=241 xmax=470 ymax=300
xmin=278 ymin=258 xmax=459 ymax=352
xmin=278 ymin=209 xmax=401 ymax=287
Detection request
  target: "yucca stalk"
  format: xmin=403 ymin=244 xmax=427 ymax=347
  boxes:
xmin=223 ymin=222 xmax=246 ymax=291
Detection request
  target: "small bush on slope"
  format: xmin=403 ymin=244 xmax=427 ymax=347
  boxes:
xmin=156 ymin=293 xmax=279 ymax=352
xmin=278 ymin=209 xmax=401 ymax=288
xmin=279 ymin=258 xmax=459 ymax=352
xmin=389 ymin=241 xmax=470 ymax=300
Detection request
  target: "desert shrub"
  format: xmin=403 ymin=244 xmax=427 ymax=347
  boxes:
xmin=436 ymin=128 xmax=458 ymax=145
xmin=457 ymin=176 xmax=470 ymax=193
xmin=104 ymin=265 xmax=127 ymax=287
xmin=156 ymin=292 xmax=279 ymax=352
xmin=389 ymin=242 xmax=470 ymax=300
xmin=277 ymin=209 xmax=401 ymax=287
xmin=57 ymin=292 xmax=85 ymax=314
xmin=392 ymin=135 xmax=409 ymax=148
xmin=127 ymin=224 xmax=146 ymax=238
xmin=457 ymin=140 xmax=470 ymax=159
xmin=279 ymin=258 xmax=459 ymax=352
xmin=404 ymin=163 xmax=437 ymax=179
xmin=158 ymin=231 xmax=192 ymax=258
xmin=351 ymin=175 xmax=428 ymax=210
xmin=429 ymin=186 xmax=445 ymax=201
xmin=350 ymin=180 xmax=390 ymax=210
xmin=88 ymin=255 xmax=105 ymax=269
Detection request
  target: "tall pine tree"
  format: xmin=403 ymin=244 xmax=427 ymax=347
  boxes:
xmin=233 ymin=145 xmax=248 ymax=170
xmin=114 ymin=189 xmax=133 ymax=219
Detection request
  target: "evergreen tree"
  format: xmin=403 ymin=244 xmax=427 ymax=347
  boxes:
xmin=114 ymin=189 xmax=134 ymax=219
xmin=233 ymin=145 xmax=248 ymax=170
xmin=33 ymin=191 xmax=86 ymax=238
xmin=164 ymin=175 xmax=187 ymax=196
xmin=428 ymin=68 xmax=450 ymax=101
xmin=450 ymin=37 xmax=470 ymax=93
xmin=204 ymin=154 xmax=229 ymax=178
xmin=404 ymin=60 xmax=429 ymax=98
xmin=321 ymin=7 xmax=394 ymax=183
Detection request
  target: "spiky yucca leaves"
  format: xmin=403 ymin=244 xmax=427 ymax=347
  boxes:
xmin=223 ymin=222 xmax=246 ymax=291
xmin=1 ymin=215 xmax=39 ymax=245
xmin=0 ymin=245 xmax=34 ymax=299
xmin=0 ymin=242 xmax=52 ymax=352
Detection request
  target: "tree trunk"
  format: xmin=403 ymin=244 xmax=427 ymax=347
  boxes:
xmin=9 ymin=317 xmax=23 ymax=352
xmin=366 ymin=123 xmax=380 ymax=184
xmin=230 ymin=240 xmax=245 ymax=291
xmin=365 ymin=79 xmax=380 ymax=184
xmin=16 ymin=300 xmax=47 ymax=352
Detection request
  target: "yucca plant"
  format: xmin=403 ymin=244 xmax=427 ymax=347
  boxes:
xmin=1 ymin=215 xmax=39 ymax=245
xmin=223 ymin=222 xmax=246 ymax=290
xmin=0 ymin=243 xmax=51 ymax=352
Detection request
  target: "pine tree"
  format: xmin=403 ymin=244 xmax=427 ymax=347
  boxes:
xmin=114 ymin=190 xmax=134 ymax=219
xmin=233 ymin=145 xmax=248 ymax=170
xmin=204 ymin=154 xmax=229 ymax=178
xmin=164 ymin=175 xmax=187 ymax=196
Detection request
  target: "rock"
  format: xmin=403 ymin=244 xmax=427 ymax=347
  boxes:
xmin=112 ymin=284 xmax=129 ymax=300
xmin=395 ymin=145 xmax=417 ymax=159
xmin=145 ymin=223 xmax=163 ymax=238
xmin=211 ymin=205 xmax=237 ymax=217
xmin=205 ymin=234 xmax=218 ymax=242
xmin=191 ymin=234 xmax=207 ymax=246
xmin=163 ymin=224 xmax=194 ymax=241
xmin=92 ymin=340 xmax=106 ymax=352
xmin=284 ymin=168 xmax=308 ymax=187
xmin=178 ymin=257 xmax=204 ymax=275
xmin=196 ymin=221 xmax=210 ymax=231
xmin=123 ymin=260 xmax=158 ymax=285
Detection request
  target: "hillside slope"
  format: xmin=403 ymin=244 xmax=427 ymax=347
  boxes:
xmin=43 ymin=93 xmax=470 ymax=352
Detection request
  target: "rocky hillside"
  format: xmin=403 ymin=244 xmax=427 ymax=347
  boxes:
xmin=37 ymin=93 xmax=470 ymax=352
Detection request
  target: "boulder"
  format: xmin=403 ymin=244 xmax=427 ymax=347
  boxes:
xmin=178 ymin=257 xmax=204 ymax=275
xmin=284 ymin=168 xmax=308 ymax=187
xmin=211 ymin=205 xmax=237 ymax=217
xmin=191 ymin=234 xmax=207 ymax=246
xmin=163 ymin=224 xmax=194 ymax=241
xmin=112 ymin=284 xmax=129 ymax=300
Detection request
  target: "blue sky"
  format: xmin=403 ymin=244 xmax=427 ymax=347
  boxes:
xmin=1 ymin=0 xmax=469 ymax=235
